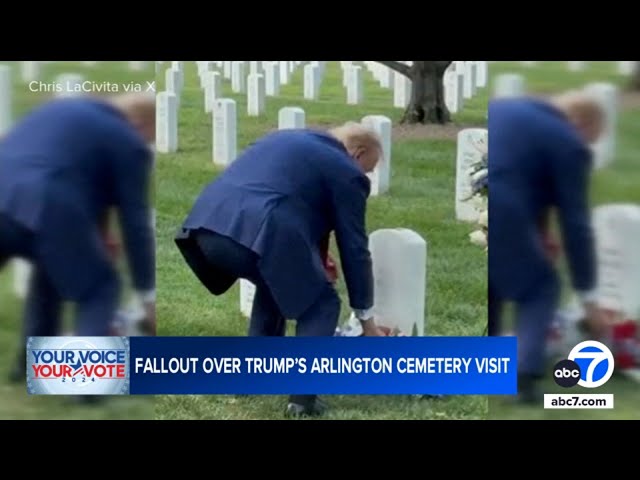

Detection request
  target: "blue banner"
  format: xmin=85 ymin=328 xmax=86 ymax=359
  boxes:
xmin=128 ymin=336 xmax=517 ymax=395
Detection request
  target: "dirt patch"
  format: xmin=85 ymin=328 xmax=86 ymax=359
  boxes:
xmin=304 ymin=122 xmax=473 ymax=141
xmin=619 ymin=91 xmax=640 ymax=110
xmin=392 ymin=123 xmax=472 ymax=141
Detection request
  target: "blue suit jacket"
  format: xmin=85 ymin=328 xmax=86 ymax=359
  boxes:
xmin=0 ymin=98 xmax=154 ymax=299
xmin=180 ymin=129 xmax=374 ymax=319
xmin=488 ymin=97 xmax=596 ymax=300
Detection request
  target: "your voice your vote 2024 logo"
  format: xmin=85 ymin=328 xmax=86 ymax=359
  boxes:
xmin=26 ymin=337 xmax=130 ymax=395
xmin=553 ymin=340 xmax=615 ymax=388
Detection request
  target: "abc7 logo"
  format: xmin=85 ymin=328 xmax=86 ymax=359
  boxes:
xmin=553 ymin=340 xmax=615 ymax=388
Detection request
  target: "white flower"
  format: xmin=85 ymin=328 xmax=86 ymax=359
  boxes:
xmin=471 ymin=168 xmax=488 ymax=183
xmin=478 ymin=210 xmax=488 ymax=228
xmin=472 ymin=194 xmax=488 ymax=211
xmin=469 ymin=229 xmax=487 ymax=247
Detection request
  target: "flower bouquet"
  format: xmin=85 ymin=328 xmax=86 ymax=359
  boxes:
xmin=466 ymin=152 xmax=488 ymax=251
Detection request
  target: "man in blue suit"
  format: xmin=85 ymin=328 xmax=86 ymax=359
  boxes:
xmin=176 ymin=122 xmax=387 ymax=417
xmin=0 ymin=93 xmax=156 ymax=382
xmin=489 ymin=90 xmax=608 ymax=402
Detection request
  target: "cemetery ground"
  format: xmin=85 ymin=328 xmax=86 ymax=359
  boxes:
xmin=155 ymin=62 xmax=488 ymax=420
xmin=488 ymin=61 xmax=640 ymax=420
xmin=0 ymin=61 xmax=153 ymax=420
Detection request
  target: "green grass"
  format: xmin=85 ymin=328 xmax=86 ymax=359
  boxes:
xmin=155 ymin=61 xmax=489 ymax=420
xmin=487 ymin=61 xmax=640 ymax=420
xmin=0 ymin=61 xmax=154 ymax=420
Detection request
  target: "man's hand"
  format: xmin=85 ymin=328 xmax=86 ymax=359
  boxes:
xmin=541 ymin=231 xmax=561 ymax=262
xmin=325 ymin=254 xmax=339 ymax=283
xmin=142 ymin=302 xmax=156 ymax=336
xmin=582 ymin=302 xmax=614 ymax=340
xmin=102 ymin=230 xmax=121 ymax=261
xmin=360 ymin=318 xmax=388 ymax=336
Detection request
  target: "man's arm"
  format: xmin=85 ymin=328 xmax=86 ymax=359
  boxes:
xmin=331 ymin=174 xmax=373 ymax=311
xmin=550 ymin=144 xmax=597 ymax=300
xmin=114 ymin=146 xmax=155 ymax=300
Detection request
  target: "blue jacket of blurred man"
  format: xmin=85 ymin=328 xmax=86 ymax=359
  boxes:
xmin=176 ymin=123 xmax=387 ymax=416
xmin=0 ymin=94 xmax=156 ymax=349
xmin=488 ymin=91 xmax=605 ymax=402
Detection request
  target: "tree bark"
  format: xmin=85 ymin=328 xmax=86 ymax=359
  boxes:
xmin=376 ymin=61 xmax=453 ymax=125
xmin=632 ymin=62 xmax=640 ymax=90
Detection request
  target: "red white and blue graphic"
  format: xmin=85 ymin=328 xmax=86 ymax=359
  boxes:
xmin=26 ymin=336 xmax=130 ymax=395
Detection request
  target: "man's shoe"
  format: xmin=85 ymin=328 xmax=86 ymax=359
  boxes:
xmin=9 ymin=352 xmax=26 ymax=384
xmin=516 ymin=375 xmax=543 ymax=405
xmin=285 ymin=395 xmax=328 ymax=418
xmin=71 ymin=396 xmax=106 ymax=406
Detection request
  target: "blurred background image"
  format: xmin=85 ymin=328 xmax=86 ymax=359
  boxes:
xmin=488 ymin=61 xmax=640 ymax=420
xmin=0 ymin=61 xmax=155 ymax=420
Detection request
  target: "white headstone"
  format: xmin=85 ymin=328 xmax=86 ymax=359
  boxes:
xmin=304 ymin=64 xmax=320 ymax=100
xmin=617 ymin=61 xmax=636 ymax=76
xmin=213 ymin=98 xmax=237 ymax=166
xmin=444 ymin=68 xmax=464 ymax=114
xmin=393 ymin=72 xmax=411 ymax=108
xmin=204 ymin=71 xmax=221 ymax=113
xmin=493 ymin=73 xmax=525 ymax=98
xmin=361 ymin=115 xmax=392 ymax=196
xmin=279 ymin=61 xmax=290 ymax=84
xmin=165 ymin=68 xmax=181 ymax=108
xmin=199 ymin=61 xmax=215 ymax=88
xmin=475 ymin=61 xmax=488 ymax=88
xmin=585 ymin=82 xmax=618 ymax=169
xmin=156 ymin=92 xmax=178 ymax=153
xmin=55 ymin=73 xmax=85 ymax=97
xmin=278 ymin=107 xmax=305 ymax=129
xmin=347 ymin=66 xmax=363 ymax=105
xmin=247 ymin=73 xmax=266 ymax=116
xmin=12 ymin=259 xmax=31 ymax=299
xmin=463 ymin=62 xmax=477 ymax=99
xmin=223 ymin=61 xmax=232 ymax=79
xmin=128 ymin=61 xmax=148 ymax=71
xmin=568 ymin=61 xmax=585 ymax=72
xmin=250 ymin=61 xmax=262 ymax=75
xmin=379 ymin=66 xmax=393 ymax=89
xmin=455 ymin=128 xmax=488 ymax=222
xmin=591 ymin=204 xmax=640 ymax=320
xmin=231 ymin=61 xmax=246 ymax=93
xmin=0 ymin=65 xmax=11 ymax=135
xmin=240 ymin=279 xmax=256 ymax=317
xmin=170 ymin=62 xmax=184 ymax=91
xmin=265 ymin=63 xmax=280 ymax=96
xmin=368 ymin=229 xmax=427 ymax=336
xmin=20 ymin=61 xmax=39 ymax=83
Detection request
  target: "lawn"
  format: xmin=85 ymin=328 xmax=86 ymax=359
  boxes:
xmin=487 ymin=61 xmax=640 ymax=420
xmin=155 ymin=61 xmax=489 ymax=420
xmin=0 ymin=61 xmax=154 ymax=420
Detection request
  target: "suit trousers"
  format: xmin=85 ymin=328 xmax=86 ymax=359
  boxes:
xmin=0 ymin=212 xmax=119 ymax=337
xmin=489 ymin=271 xmax=560 ymax=378
xmin=192 ymin=229 xmax=341 ymax=337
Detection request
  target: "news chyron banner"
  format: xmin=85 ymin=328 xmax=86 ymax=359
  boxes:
xmin=26 ymin=336 xmax=517 ymax=395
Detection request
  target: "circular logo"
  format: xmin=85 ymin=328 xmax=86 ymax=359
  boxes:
xmin=553 ymin=359 xmax=581 ymax=387
xmin=567 ymin=340 xmax=615 ymax=388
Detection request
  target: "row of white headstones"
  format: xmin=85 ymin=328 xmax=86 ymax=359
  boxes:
xmin=156 ymin=60 xmax=489 ymax=336
xmin=158 ymin=60 xmax=487 ymax=119
xmin=519 ymin=61 xmax=637 ymax=75
xmin=0 ymin=61 xmax=154 ymax=305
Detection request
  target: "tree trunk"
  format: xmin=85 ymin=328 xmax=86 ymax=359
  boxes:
xmin=375 ymin=61 xmax=452 ymax=125
xmin=632 ymin=62 xmax=640 ymax=90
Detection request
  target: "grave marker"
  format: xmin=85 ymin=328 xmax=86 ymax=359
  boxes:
xmin=212 ymin=98 xmax=237 ymax=166
xmin=368 ymin=228 xmax=427 ymax=336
